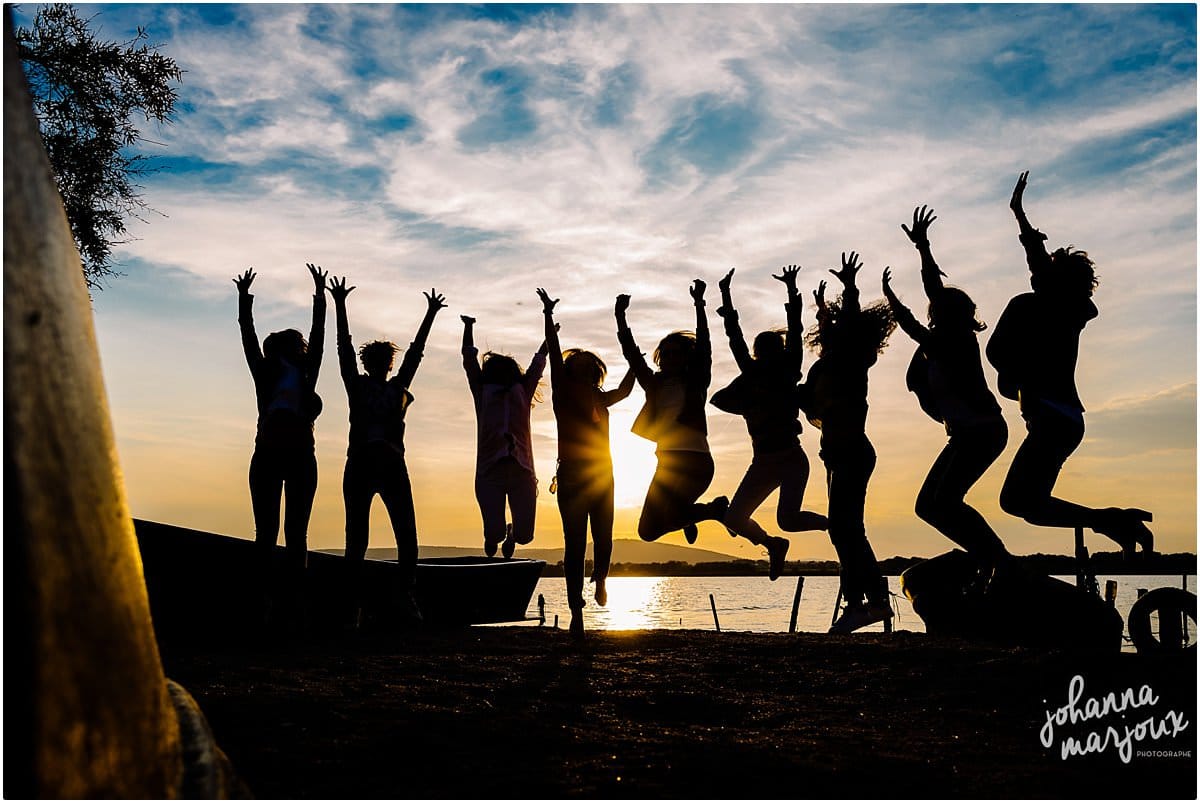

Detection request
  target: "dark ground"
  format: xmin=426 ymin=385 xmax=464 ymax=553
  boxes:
xmin=161 ymin=628 xmax=1197 ymax=799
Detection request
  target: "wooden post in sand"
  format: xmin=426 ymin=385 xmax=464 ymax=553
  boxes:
xmin=537 ymin=594 xmax=545 ymax=626
xmin=788 ymin=577 xmax=805 ymax=633
xmin=1104 ymin=580 xmax=1118 ymax=608
xmin=709 ymin=594 xmax=721 ymax=632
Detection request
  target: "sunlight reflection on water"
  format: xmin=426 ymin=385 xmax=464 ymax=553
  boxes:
xmin=525 ymin=574 xmax=1196 ymax=645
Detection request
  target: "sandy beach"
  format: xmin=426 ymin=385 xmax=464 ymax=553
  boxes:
xmin=160 ymin=627 xmax=1196 ymax=799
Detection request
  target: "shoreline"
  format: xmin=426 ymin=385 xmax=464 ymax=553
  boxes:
xmin=162 ymin=627 xmax=1196 ymax=798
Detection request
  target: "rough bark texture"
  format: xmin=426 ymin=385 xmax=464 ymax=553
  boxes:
xmin=3 ymin=10 xmax=182 ymax=797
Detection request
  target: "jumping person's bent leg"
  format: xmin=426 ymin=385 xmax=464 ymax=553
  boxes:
xmin=724 ymin=455 xmax=779 ymax=546
xmin=999 ymin=412 xmax=1091 ymax=527
xmin=774 ymin=445 xmax=828 ymax=532
xmin=637 ymin=450 xmax=715 ymax=540
xmin=508 ymin=466 xmax=538 ymax=546
xmin=474 ymin=465 xmax=509 ymax=553
xmin=916 ymin=420 xmax=1008 ymax=563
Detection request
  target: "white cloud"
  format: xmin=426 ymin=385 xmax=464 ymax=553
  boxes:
xmin=95 ymin=4 xmax=1195 ymax=552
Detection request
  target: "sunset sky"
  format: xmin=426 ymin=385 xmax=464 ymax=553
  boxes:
xmin=19 ymin=4 xmax=1195 ymax=560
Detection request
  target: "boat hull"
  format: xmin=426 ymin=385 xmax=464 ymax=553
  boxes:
xmin=133 ymin=520 xmax=545 ymax=638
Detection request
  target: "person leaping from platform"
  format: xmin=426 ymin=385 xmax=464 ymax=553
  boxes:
xmin=986 ymin=171 xmax=1153 ymax=556
xmin=883 ymin=206 xmax=1010 ymax=577
xmin=537 ymin=288 xmax=636 ymax=637
xmin=711 ymin=265 xmax=827 ymax=581
xmin=461 ymin=315 xmax=549 ymax=560
xmin=802 ymin=251 xmax=896 ymax=634
xmin=615 ymin=281 xmax=728 ymax=545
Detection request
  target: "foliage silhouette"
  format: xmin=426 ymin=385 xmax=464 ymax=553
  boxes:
xmin=15 ymin=4 xmax=182 ymax=290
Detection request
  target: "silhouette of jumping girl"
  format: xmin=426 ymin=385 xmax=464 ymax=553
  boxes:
xmin=802 ymin=252 xmax=896 ymax=633
xmin=987 ymin=171 xmax=1153 ymax=556
xmin=234 ymin=263 xmax=327 ymax=623
xmin=882 ymin=206 xmax=1009 ymax=573
xmin=712 ymin=266 xmax=828 ymax=580
xmin=331 ymin=276 xmax=447 ymax=623
xmin=615 ymin=282 xmax=728 ymax=544
xmin=537 ymin=288 xmax=636 ymax=637
xmin=461 ymin=315 xmax=549 ymax=559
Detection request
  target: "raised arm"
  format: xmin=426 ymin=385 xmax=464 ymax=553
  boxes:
xmin=536 ymin=289 xmax=565 ymax=382
xmin=234 ymin=269 xmax=263 ymax=373
xmin=600 ymin=368 xmax=637 ymax=407
xmin=716 ymin=268 xmax=753 ymax=373
xmin=615 ymin=294 xmax=655 ymax=389
xmin=524 ymin=335 xmax=549 ymax=395
xmin=329 ymin=276 xmax=358 ymax=388
xmin=830 ymin=251 xmax=862 ymax=315
xmin=882 ymin=267 xmax=929 ymax=345
xmin=773 ymin=264 xmax=805 ymax=369
xmin=460 ymin=315 xmax=482 ymax=395
xmin=901 ymin=206 xmax=946 ymax=299
xmin=1010 ymin=170 xmax=1051 ymax=276
xmin=395 ymin=289 xmax=446 ymax=388
xmin=305 ymin=263 xmax=328 ymax=381
xmin=689 ymin=279 xmax=711 ymax=385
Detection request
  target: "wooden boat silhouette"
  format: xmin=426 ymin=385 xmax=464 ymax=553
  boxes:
xmin=134 ymin=519 xmax=545 ymax=638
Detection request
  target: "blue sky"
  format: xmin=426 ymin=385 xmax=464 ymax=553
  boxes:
xmin=18 ymin=3 xmax=1196 ymax=558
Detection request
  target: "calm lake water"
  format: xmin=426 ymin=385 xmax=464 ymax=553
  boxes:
xmin=522 ymin=574 xmax=1196 ymax=647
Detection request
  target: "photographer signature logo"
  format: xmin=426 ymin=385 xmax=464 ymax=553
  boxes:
xmin=1040 ymin=675 xmax=1190 ymax=763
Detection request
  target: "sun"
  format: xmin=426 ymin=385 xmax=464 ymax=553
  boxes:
xmin=608 ymin=409 xmax=658 ymax=508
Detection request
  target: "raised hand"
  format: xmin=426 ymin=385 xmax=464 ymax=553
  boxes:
xmin=813 ymin=279 xmax=827 ymax=310
xmin=689 ymin=279 xmax=706 ymax=304
xmin=536 ymin=287 xmax=558 ymax=313
xmin=328 ymin=275 xmax=355 ymax=302
xmin=901 ymin=206 xmax=937 ymax=245
xmin=233 ymin=268 xmax=256 ymax=294
xmin=306 ymin=262 xmax=328 ymax=293
xmin=1010 ymin=170 xmax=1029 ymax=213
xmin=830 ymin=251 xmax=861 ymax=286
xmin=718 ymin=268 xmax=735 ymax=294
xmin=772 ymin=264 xmax=801 ymax=290
xmin=882 ymin=266 xmax=895 ymax=297
xmin=460 ymin=314 xmax=476 ymax=326
xmin=615 ymin=294 xmax=631 ymax=316
xmin=424 ymin=289 xmax=447 ymax=311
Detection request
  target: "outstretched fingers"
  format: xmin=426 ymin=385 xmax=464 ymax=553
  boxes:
xmin=306 ymin=262 xmax=329 ymax=291
xmin=1011 ymin=170 xmax=1029 ymax=210
xmin=328 ymin=275 xmax=355 ymax=301
xmin=233 ymin=268 xmax=256 ymax=292
xmin=772 ymin=264 xmax=801 ymax=286
xmin=536 ymin=287 xmax=559 ymax=312
xmin=424 ymin=288 xmax=448 ymax=310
